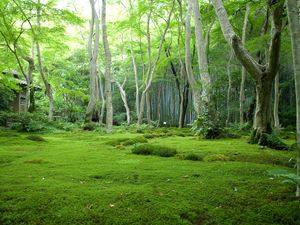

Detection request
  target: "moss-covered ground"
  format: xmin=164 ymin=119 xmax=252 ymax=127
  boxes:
xmin=0 ymin=128 xmax=299 ymax=225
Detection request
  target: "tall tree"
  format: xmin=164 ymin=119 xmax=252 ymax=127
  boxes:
xmin=185 ymin=0 xmax=201 ymax=115
xmin=102 ymin=0 xmax=113 ymax=132
xmin=286 ymin=0 xmax=300 ymax=197
xmin=192 ymin=0 xmax=214 ymax=117
xmin=211 ymin=0 xmax=283 ymax=145
xmin=239 ymin=3 xmax=250 ymax=124
xmin=85 ymin=0 xmax=100 ymax=122
xmin=36 ymin=0 xmax=54 ymax=121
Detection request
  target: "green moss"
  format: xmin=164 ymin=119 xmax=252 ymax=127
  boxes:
xmin=184 ymin=153 xmax=204 ymax=161
xmin=204 ymin=154 xmax=229 ymax=162
xmin=0 ymin=129 xmax=299 ymax=225
xmin=132 ymin=144 xmax=177 ymax=157
xmin=26 ymin=135 xmax=46 ymax=142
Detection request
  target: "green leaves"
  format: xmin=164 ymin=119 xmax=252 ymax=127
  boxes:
xmin=268 ymin=169 xmax=300 ymax=187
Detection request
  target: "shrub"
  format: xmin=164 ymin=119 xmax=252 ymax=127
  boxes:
xmin=106 ymin=138 xmax=130 ymax=146
xmin=258 ymin=133 xmax=288 ymax=150
xmin=192 ymin=110 xmax=223 ymax=139
xmin=82 ymin=122 xmax=98 ymax=131
xmin=153 ymin=146 xmax=177 ymax=157
xmin=268 ymin=169 xmax=300 ymax=189
xmin=184 ymin=153 xmax=204 ymax=161
xmin=132 ymin=144 xmax=154 ymax=155
xmin=26 ymin=135 xmax=46 ymax=142
xmin=132 ymin=144 xmax=177 ymax=157
xmin=0 ymin=112 xmax=47 ymax=132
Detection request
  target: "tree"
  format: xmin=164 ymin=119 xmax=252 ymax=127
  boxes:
xmin=85 ymin=0 xmax=100 ymax=123
xmin=102 ymin=0 xmax=113 ymax=132
xmin=286 ymin=0 xmax=300 ymax=197
xmin=211 ymin=0 xmax=284 ymax=145
xmin=239 ymin=3 xmax=250 ymax=124
xmin=36 ymin=0 xmax=54 ymax=121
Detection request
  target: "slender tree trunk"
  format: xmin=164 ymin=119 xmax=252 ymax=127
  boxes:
xmin=115 ymin=79 xmax=130 ymax=125
xmin=146 ymin=91 xmax=151 ymax=124
xmin=130 ymin=30 xmax=140 ymax=117
xmin=102 ymin=0 xmax=113 ymax=132
xmin=286 ymin=0 xmax=300 ymax=197
xmin=22 ymin=45 xmax=34 ymax=112
xmin=98 ymin=69 xmax=105 ymax=124
xmin=85 ymin=0 xmax=100 ymax=122
xmin=226 ymin=50 xmax=234 ymax=126
xmin=157 ymin=84 xmax=162 ymax=127
xmin=36 ymin=0 xmax=53 ymax=121
xmin=239 ymin=3 xmax=250 ymax=124
xmin=274 ymin=72 xmax=280 ymax=129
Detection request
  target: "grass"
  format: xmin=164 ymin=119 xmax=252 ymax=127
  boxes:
xmin=0 ymin=128 xmax=299 ymax=225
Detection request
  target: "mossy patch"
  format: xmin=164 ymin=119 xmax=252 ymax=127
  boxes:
xmin=204 ymin=154 xmax=229 ymax=162
xmin=132 ymin=144 xmax=177 ymax=157
xmin=184 ymin=153 xmax=204 ymax=161
xmin=26 ymin=135 xmax=46 ymax=142
xmin=24 ymin=159 xmax=48 ymax=164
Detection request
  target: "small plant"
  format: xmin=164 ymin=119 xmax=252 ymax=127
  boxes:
xmin=132 ymin=144 xmax=177 ymax=157
xmin=26 ymin=135 xmax=46 ymax=142
xmin=184 ymin=153 xmax=204 ymax=161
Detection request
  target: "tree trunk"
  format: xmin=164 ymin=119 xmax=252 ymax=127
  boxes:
xmin=36 ymin=0 xmax=53 ymax=121
xmin=102 ymin=0 xmax=113 ymax=132
xmin=157 ymin=84 xmax=162 ymax=127
xmin=239 ymin=3 xmax=250 ymax=124
xmin=273 ymin=72 xmax=280 ymax=129
xmin=226 ymin=50 xmax=234 ymax=126
xmin=115 ymin=79 xmax=130 ymax=125
xmin=98 ymin=70 xmax=105 ymax=124
xmin=146 ymin=91 xmax=151 ymax=124
xmin=211 ymin=0 xmax=283 ymax=144
xmin=192 ymin=0 xmax=212 ymax=113
xmin=253 ymin=76 xmax=273 ymax=142
xmin=130 ymin=30 xmax=140 ymax=117
xmin=286 ymin=0 xmax=300 ymax=197
xmin=85 ymin=0 xmax=100 ymax=122
xmin=185 ymin=0 xmax=201 ymax=116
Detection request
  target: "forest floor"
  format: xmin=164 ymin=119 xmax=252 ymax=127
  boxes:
xmin=0 ymin=127 xmax=299 ymax=225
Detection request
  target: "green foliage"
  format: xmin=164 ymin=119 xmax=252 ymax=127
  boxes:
xmin=123 ymin=136 xmax=148 ymax=146
xmin=0 ymin=83 xmax=16 ymax=111
xmin=257 ymin=133 xmax=288 ymax=150
xmin=184 ymin=153 xmax=204 ymax=161
xmin=82 ymin=122 xmax=99 ymax=131
xmin=0 ymin=112 xmax=47 ymax=132
xmin=132 ymin=144 xmax=177 ymax=157
xmin=26 ymin=135 xmax=46 ymax=142
xmin=192 ymin=111 xmax=223 ymax=139
xmin=268 ymin=169 xmax=300 ymax=187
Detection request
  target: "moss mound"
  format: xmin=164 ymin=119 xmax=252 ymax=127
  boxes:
xmin=26 ymin=135 xmax=46 ymax=142
xmin=184 ymin=153 xmax=204 ymax=161
xmin=132 ymin=144 xmax=177 ymax=157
